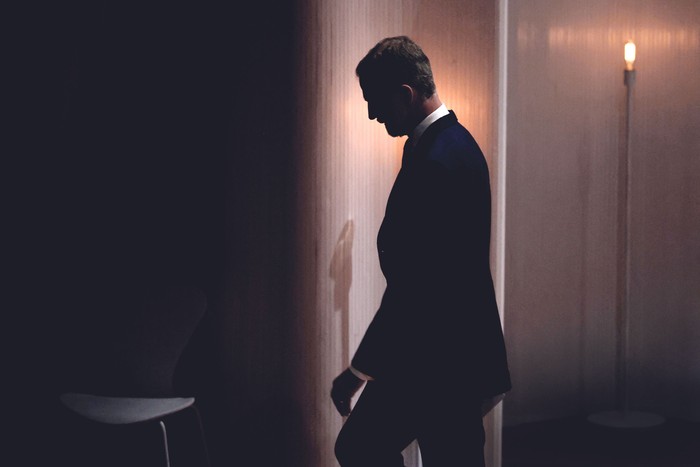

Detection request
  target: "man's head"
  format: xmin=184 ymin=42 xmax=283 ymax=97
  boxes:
xmin=356 ymin=36 xmax=438 ymax=137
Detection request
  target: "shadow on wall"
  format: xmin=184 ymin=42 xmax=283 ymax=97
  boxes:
xmin=330 ymin=219 xmax=355 ymax=368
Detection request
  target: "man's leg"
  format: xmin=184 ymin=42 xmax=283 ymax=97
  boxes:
xmin=335 ymin=380 xmax=416 ymax=467
xmin=417 ymin=398 xmax=485 ymax=467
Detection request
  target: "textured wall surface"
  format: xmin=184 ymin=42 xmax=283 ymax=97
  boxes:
xmin=503 ymin=0 xmax=700 ymax=426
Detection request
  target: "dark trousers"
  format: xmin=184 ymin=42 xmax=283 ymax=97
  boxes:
xmin=335 ymin=380 xmax=485 ymax=467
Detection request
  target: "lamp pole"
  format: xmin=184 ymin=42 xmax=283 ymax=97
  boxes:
xmin=588 ymin=41 xmax=665 ymax=429
xmin=620 ymin=40 xmax=636 ymax=417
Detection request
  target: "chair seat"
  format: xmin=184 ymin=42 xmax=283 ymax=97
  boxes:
xmin=61 ymin=392 xmax=195 ymax=425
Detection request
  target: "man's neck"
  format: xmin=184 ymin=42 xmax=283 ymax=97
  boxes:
xmin=420 ymin=93 xmax=443 ymax=118
xmin=407 ymin=95 xmax=448 ymax=146
xmin=407 ymin=93 xmax=443 ymax=136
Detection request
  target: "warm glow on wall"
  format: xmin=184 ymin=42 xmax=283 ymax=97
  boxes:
xmin=624 ymin=40 xmax=636 ymax=70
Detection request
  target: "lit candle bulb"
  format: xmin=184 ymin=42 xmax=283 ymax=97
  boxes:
xmin=624 ymin=41 xmax=636 ymax=71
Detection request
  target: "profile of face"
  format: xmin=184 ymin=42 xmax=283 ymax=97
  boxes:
xmin=360 ymin=81 xmax=411 ymax=137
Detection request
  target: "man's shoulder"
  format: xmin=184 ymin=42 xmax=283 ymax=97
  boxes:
xmin=426 ymin=122 xmax=485 ymax=170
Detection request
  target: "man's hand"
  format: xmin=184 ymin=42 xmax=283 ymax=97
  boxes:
xmin=331 ymin=368 xmax=366 ymax=416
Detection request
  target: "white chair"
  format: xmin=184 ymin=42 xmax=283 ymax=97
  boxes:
xmin=60 ymin=284 xmax=210 ymax=466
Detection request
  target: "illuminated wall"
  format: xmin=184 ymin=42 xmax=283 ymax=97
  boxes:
xmin=290 ymin=1 xmax=501 ymax=465
xmin=503 ymin=0 xmax=700 ymax=425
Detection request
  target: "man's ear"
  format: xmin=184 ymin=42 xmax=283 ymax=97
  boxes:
xmin=399 ymin=84 xmax=416 ymax=106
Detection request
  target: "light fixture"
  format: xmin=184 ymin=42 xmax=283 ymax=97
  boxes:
xmin=624 ymin=40 xmax=636 ymax=71
xmin=624 ymin=41 xmax=636 ymax=86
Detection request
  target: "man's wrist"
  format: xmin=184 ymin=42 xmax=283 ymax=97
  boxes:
xmin=349 ymin=365 xmax=374 ymax=381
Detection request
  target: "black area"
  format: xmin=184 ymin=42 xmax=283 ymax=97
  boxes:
xmin=10 ymin=1 xmax=241 ymax=466
xmin=503 ymin=416 xmax=700 ymax=467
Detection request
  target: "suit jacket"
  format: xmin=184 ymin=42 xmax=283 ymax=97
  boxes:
xmin=352 ymin=111 xmax=511 ymax=398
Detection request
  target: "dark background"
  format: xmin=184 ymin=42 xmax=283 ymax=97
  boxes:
xmin=11 ymin=1 xmax=297 ymax=465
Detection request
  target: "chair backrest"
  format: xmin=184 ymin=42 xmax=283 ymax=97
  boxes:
xmin=89 ymin=284 xmax=208 ymax=397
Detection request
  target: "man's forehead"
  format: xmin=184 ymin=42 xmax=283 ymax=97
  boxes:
xmin=360 ymin=79 xmax=388 ymax=101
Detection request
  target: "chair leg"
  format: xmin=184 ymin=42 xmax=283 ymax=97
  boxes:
xmin=191 ymin=405 xmax=211 ymax=467
xmin=159 ymin=421 xmax=171 ymax=467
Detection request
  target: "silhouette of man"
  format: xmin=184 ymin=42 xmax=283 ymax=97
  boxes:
xmin=331 ymin=36 xmax=511 ymax=466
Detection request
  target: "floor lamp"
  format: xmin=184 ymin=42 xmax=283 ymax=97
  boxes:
xmin=588 ymin=41 xmax=665 ymax=429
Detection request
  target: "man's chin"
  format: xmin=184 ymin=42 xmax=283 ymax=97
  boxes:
xmin=384 ymin=124 xmax=402 ymax=137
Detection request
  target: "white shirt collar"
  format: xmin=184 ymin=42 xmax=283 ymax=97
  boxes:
xmin=408 ymin=103 xmax=449 ymax=148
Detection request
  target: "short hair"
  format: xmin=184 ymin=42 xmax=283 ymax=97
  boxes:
xmin=356 ymin=36 xmax=436 ymax=99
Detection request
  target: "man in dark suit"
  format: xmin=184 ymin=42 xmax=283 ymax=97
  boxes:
xmin=331 ymin=36 xmax=511 ymax=466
